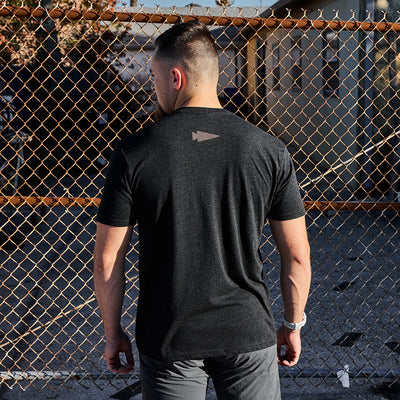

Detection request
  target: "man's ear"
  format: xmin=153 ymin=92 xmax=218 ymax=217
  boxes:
xmin=170 ymin=67 xmax=184 ymax=90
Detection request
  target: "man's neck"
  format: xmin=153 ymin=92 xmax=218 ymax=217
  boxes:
xmin=174 ymin=90 xmax=222 ymax=110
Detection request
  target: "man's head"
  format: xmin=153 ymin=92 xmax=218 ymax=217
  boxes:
xmin=151 ymin=20 xmax=220 ymax=115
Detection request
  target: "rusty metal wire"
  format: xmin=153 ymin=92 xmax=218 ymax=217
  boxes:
xmin=2 ymin=5 xmax=400 ymax=31
xmin=0 ymin=4 xmax=399 ymax=394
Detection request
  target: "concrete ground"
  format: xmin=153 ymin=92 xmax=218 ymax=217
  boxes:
xmin=1 ymin=377 xmax=399 ymax=400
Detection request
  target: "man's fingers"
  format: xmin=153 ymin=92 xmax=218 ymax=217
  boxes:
xmin=107 ymin=361 xmax=121 ymax=373
xmin=116 ymin=364 xmax=134 ymax=374
xmin=107 ymin=358 xmax=133 ymax=374
xmin=277 ymin=343 xmax=300 ymax=367
xmin=107 ymin=354 xmax=121 ymax=372
xmin=107 ymin=351 xmax=134 ymax=374
xmin=277 ymin=357 xmax=296 ymax=367
xmin=278 ymin=358 xmax=297 ymax=367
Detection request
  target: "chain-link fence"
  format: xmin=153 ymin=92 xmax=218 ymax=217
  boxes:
xmin=0 ymin=3 xmax=399 ymax=393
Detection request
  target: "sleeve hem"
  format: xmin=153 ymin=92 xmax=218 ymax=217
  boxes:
xmin=268 ymin=209 xmax=306 ymax=221
xmin=96 ymin=217 xmax=135 ymax=227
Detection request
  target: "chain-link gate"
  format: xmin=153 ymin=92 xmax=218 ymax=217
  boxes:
xmin=0 ymin=3 xmax=399 ymax=393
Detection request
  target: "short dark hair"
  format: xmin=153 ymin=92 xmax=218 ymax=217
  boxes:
xmin=154 ymin=20 xmax=218 ymax=68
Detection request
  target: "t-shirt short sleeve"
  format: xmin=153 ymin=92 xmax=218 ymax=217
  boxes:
xmin=97 ymin=145 xmax=136 ymax=227
xmin=267 ymin=147 xmax=305 ymax=221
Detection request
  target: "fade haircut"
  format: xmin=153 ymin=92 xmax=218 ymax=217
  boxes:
xmin=154 ymin=20 xmax=218 ymax=78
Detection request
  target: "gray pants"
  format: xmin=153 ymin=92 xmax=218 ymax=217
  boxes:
xmin=140 ymin=345 xmax=281 ymax=400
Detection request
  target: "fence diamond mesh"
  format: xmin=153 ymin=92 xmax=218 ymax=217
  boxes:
xmin=0 ymin=4 xmax=399 ymax=393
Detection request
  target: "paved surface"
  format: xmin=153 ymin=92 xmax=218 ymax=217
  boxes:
xmin=1 ymin=377 xmax=398 ymax=400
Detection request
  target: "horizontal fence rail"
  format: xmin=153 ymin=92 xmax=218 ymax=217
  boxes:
xmin=0 ymin=4 xmax=399 ymax=395
xmin=2 ymin=195 xmax=400 ymax=211
xmin=3 ymin=5 xmax=400 ymax=32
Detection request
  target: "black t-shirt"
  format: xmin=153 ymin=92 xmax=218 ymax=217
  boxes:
xmin=97 ymin=107 xmax=305 ymax=361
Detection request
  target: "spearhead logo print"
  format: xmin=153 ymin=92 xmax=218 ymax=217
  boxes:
xmin=192 ymin=131 xmax=220 ymax=142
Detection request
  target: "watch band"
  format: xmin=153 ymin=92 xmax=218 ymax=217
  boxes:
xmin=283 ymin=312 xmax=307 ymax=330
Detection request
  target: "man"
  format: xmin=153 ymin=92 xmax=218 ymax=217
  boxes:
xmin=94 ymin=20 xmax=311 ymax=400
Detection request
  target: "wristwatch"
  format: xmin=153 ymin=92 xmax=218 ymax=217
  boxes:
xmin=283 ymin=313 xmax=307 ymax=330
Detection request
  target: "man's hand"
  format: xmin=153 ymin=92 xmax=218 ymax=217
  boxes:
xmin=105 ymin=330 xmax=134 ymax=374
xmin=276 ymin=324 xmax=302 ymax=367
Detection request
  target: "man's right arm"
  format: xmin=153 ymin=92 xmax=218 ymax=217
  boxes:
xmin=93 ymin=222 xmax=134 ymax=373
xmin=270 ymin=216 xmax=311 ymax=367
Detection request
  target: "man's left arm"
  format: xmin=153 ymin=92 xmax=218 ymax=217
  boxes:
xmin=93 ymin=222 xmax=134 ymax=374
xmin=270 ymin=216 xmax=311 ymax=367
